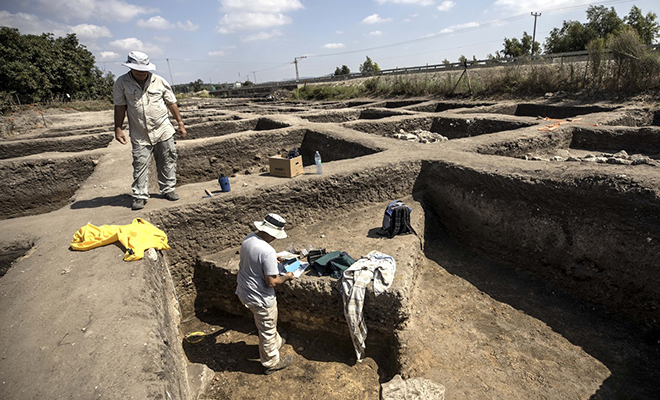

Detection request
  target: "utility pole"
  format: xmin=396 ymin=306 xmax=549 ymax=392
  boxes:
xmin=166 ymin=58 xmax=174 ymax=85
xmin=531 ymin=12 xmax=541 ymax=55
xmin=252 ymin=71 xmax=257 ymax=83
xmin=293 ymin=56 xmax=307 ymax=82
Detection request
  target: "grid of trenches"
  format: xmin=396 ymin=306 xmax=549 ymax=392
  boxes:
xmin=145 ymin=100 xmax=660 ymax=399
xmin=475 ymin=106 xmax=660 ymax=167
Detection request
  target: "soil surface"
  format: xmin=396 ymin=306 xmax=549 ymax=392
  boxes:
xmin=1 ymin=96 xmax=659 ymax=400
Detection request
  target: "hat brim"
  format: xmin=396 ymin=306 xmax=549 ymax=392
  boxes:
xmin=123 ymin=62 xmax=156 ymax=71
xmin=254 ymin=221 xmax=287 ymax=239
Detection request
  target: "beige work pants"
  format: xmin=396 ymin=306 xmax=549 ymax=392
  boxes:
xmin=246 ymin=301 xmax=284 ymax=368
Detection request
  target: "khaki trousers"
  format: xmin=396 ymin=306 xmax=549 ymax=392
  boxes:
xmin=245 ymin=301 xmax=284 ymax=368
xmin=131 ymin=136 xmax=178 ymax=200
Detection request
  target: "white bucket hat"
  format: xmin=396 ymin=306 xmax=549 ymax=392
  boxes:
xmin=254 ymin=213 xmax=287 ymax=239
xmin=122 ymin=51 xmax=156 ymax=71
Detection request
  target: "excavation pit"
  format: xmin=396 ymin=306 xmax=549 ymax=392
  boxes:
xmin=185 ymin=199 xmax=424 ymax=385
xmin=301 ymin=108 xmax=413 ymax=123
xmin=346 ymin=115 xmax=535 ymax=139
xmin=184 ymin=117 xmax=290 ymax=140
xmin=0 ymin=239 xmax=35 ymax=278
xmin=176 ymin=128 xmax=381 ymax=184
xmin=408 ymin=101 xmax=495 ymax=113
xmin=0 ymin=133 xmax=113 ymax=160
xmin=0 ymin=153 xmax=98 ymax=220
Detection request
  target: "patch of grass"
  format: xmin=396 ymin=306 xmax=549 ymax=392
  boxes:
xmin=45 ymin=100 xmax=113 ymax=112
xmin=291 ymin=85 xmax=366 ymax=100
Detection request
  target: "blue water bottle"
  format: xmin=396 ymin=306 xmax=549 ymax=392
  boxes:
xmin=218 ymin=174 xmax=231 ymax=192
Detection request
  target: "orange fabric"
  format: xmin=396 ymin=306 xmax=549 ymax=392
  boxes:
xmin=70 ymin=218 xmax=170 ymax=261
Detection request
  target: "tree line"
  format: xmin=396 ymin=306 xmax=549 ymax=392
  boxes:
xmin=0 ymin=27 xmax=114 ymax=112
xmin=498 ymin=5 xmax=658 ymax=58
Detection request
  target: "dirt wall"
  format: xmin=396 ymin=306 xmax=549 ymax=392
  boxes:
xmin=0 ymin=155 xmax=97 ymax=220
xmin=0 ymin=133 xmax=113 ymax=160
xmin=421 ymin=160 xmax=660 ymax=327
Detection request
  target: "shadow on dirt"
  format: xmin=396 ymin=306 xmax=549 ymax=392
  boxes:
xmin=182 ymin=309 xmax=365 ymax=376
xmin=420 ymin=203 xmax=660 ymax=399
xmin=70 ymin=194 xmax=132 ymax=209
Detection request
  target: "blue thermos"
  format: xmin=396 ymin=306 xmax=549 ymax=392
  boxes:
xmin=218 ymin=174 xmax=230 ymax=192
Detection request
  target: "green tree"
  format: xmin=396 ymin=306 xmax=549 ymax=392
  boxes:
xmin=359 ymin=56 xmax=380 ymax=75
xmin=542 ymin=5 xmax=658 ymax=53
xmin=0 ymin=27 xmax=113 ymax=104
xmin=334 ymin=65 xmax=350 ymax=76
xmin=624 ymin=6 xmax=660 ymax=45
xmin=503 ymin=32 xmax=540 ymax=57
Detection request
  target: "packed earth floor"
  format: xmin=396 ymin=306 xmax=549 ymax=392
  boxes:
xmin=0 ymin=95 xmax=659 ymax=399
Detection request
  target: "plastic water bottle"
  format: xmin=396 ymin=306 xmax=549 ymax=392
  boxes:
xmin=314 ymin=151 xmax=322 ymax=175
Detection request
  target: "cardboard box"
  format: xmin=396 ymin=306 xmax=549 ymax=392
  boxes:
xmin=269 ymin=155 xmax=303 ymax=178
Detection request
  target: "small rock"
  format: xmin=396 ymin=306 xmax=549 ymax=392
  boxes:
xmin=566 ymin=156 xmax=580 ymax=162
xmin=552 ymin=156 xmax=563 ymax=162
xmin=209 ymin=157 xmax=217 ymax=163
xmin=595 ymin=157 xmax=609 ymax=163
xmin=242 ymin=182 xmax=248 ymax=187
xmin=613 ymin=150 xmax=629 ymax=159
xmin=320 ymin=234 xmax=325 ymax=238
xmin=607 ymin=158 xmax=632 ymax=165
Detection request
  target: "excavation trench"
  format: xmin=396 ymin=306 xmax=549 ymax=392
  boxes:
xmin=0 ymin=153 xmax=98 ymax=220
xmin=150 ymin=150 xmax=659 ymax=398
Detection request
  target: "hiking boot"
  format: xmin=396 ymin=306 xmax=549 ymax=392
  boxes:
xmin=164 ymin=191 xmax=179 ymax=201
xmin=264 ymin=354 xmax=292 ymax=375
xmin=132 ymin=198 xmax=146 ymax=210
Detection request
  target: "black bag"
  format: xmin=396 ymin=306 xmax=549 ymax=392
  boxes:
xmin=307 ymin=248 xmax=327 ymax=264
xmin=380 ymin=200 xmax=416 ymax=238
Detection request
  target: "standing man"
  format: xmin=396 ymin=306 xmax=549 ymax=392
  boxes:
xmin=113 ymin=51 xmax=187 ymax=211
xmin=236 ymin=213 xmax=295 ymax=375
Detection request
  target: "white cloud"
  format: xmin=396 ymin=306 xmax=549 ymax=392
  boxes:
xmin=241 ymin=29 xmax=283 ymax=42
xmin=178 ymin=21 xmax=200 ymax=31
xmin=70 ymin=24 xmax=112 ymax=41
xmin=217 ymin=13 xmax=292 ymax=33
xmin=220 ymin=0 xmax=304 ymax=13
xmin=34 ymin=0 xmax=157 ymax=23
xmin=0 ymin=11 xmax=69 ymax=37
xmin=99 ymin=51 xmax=121 ymax=60
xmin=336 ymin=30 xmax=345 ymax=34
xmin=374 ymin=0 xmax=435 ymax=5
xmin=136 ymin=17 xmax=200 ymax=31
xmin=207 ymin=46 xmax=235 ymax=57
xmin=437 ymin=1 xmax=455 ymax=12
xmin=369 ymin=31 xmax=383 ymax=36
xmin=494 ymin=0 xmax=582 ymax=13
xmin=108 ymin=37 xmax=163 ymax=56
xmin=217 ymin=0 xmax=303 ymax=34
xmin=362 ymin=14 xmax=393 ymax=24
xmin=323 ymin=43 xmax=345 ymax=49
xmin=440 ymin=21 xmax=479 ymax=34
xmin=137 ymin=16 xmax=174 ymax=30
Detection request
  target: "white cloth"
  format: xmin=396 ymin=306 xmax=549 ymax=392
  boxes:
xmin=341 ymin=251 xmax=396 ymax=361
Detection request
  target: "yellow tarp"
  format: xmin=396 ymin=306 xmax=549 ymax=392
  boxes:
xmin=70 ymin=218 xmax=170 ymax=261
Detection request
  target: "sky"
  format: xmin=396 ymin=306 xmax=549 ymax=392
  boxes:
xmin=1 ymin=0 xmax=658 ymax=86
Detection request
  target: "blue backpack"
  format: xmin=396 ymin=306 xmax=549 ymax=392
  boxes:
xmin=380 ymin=200 xmax=416 ymax=238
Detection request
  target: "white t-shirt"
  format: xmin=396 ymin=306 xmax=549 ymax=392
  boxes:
xmin=235 ymin=233 xmax=279 ymax=308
